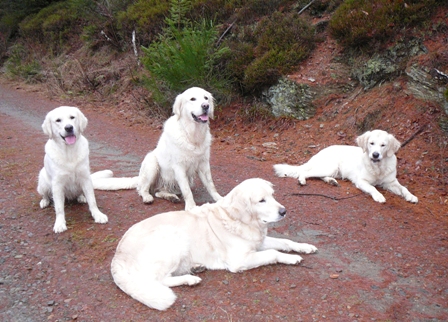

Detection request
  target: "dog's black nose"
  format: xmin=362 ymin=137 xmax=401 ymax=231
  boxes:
xmin=201 ymin=103 xmax=209 ymax=112
xmin=65 ymin=125 xmax=74 ymax=133
xmin=372 ymin=152 xmax=379 ymax=159
xmin=279 ymin=207 xmax=286 ymax=217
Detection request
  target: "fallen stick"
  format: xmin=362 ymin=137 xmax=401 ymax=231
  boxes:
xmin=401 ymin=124 xmax=427 ymax=148
xmin=291 ymin=192 xmax=363 ymax=200
xmin=298 ymin=0 xmax=316 ymax=15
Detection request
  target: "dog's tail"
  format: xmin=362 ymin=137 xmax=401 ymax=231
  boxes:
xmin=92 ymin=174 xmax=139 ymax=190
xmin=91 ymin=170 xmax=114 ymax=180
xmin=111 ymin=259 xmax=176 ymax=311
xmin=273 ymin=164 xmax=303 ymax=179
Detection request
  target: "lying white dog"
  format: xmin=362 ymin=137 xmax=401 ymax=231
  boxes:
xmin=110 ymin=178 xmax=317 ymax=311
xmin=274 ymin=129 xmax=418 ymax=203
xmin=93 ymin=87 xmax=222 ymax=210
xmin=37 ymin=106 xmax=109 ymax=233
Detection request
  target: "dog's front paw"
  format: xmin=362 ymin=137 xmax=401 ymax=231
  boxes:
xmin=40 ymin=198 xmax=50 ymax=209
xmin=278 ymin=253 xmax=303 ymax=265
xmin=184 ymin=200 xmax=196 ymax=211
xmin=406 ymin=194 xmax=418 ymax=203
xmin=372 ymin=192 xmax=386 ymax=203
xmin=92 ymin=211 xmax=108 ymax=224
xmin=294 ymin=243 xmax=318 ymax=254
xmin=142 ymin=195 xmax=154 ymax=204
xmin=184 ymin=275 xmax=202 ymax=285
xmin=53 ymin=220 xmax=67 ymax=233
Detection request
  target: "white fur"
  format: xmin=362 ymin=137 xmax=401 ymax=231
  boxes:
xmin=92 ymin=87 xmax=222 ymax=210
xmin=274 ymin=130 xmax=418 ymax=203
xmin=37 ymin=106 xmax=109 ymax=233
xmin=111 ymin=178 xmax=317 ymax=310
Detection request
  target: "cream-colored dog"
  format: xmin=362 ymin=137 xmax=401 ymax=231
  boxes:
xmin=37 ymin=106 xmax=109 ymax=233
xmin=274 ymin=130 xmax=418 ymax=203
xmin=93 ymin=87 xmax=222 ymax=210
xmin=110 ymin=178 xmax=317 ymax=310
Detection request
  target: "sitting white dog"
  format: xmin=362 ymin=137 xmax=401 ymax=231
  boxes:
xmin=93 ymin=87 xmax=222 ymax=210
xmin=274 ymin=129 xmax=418 ymax=203
xmin=110 ymin=178 xmax=317 ymax=310
xmin=37 ymin=106 xmax=109 ymax=233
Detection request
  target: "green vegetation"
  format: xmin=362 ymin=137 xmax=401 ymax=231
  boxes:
xmin=0 ymin=0 xmax=445 ymax=115
xmin=227 ymin=11 xmax=316 ymax=94
xmin=329 ymin=0 xmax=443 ymax=50
xmin=141 ymin=0 xmax=231 ymax=109
xmin=4 ymin=44 xmax=41 ymax=82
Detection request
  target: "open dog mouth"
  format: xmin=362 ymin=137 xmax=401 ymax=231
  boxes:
xmin=191 ymin=113 xmax=209 ymax=123
xmin=61 ymin=134 xmax=77 ymax=145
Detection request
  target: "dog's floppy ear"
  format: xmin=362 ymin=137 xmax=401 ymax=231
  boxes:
xmin=76 ymin=107 xmax=88 ymax=134
xmin=41 ymin=112 xmax=53 ymax=138
xmin=208 ymin=92 xmax=215 ymax=119
xmin=356 ymin=131 xmax=371 ymax=153
xmin=387 ymin=134 xmax=401 ymax=157
xmin=172 ymin=93 xmax=184 ymax=118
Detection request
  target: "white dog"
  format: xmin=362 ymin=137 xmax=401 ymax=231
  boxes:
xmin=274 ymin=130 xmax=418 ymax=203
xmin=37 ymin=106 xmax=109 ymax=233
xmin=93 ymin=87 xmax=222 ymax=210
xmin=110 ymin=178 xmax=317 ymax=310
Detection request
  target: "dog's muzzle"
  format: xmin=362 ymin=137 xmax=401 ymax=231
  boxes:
xmin=192 ymin=103 xmax=210 ymax=123
xmin=371 ymin=152 xmax=381 ymax=163
xmin=61 ymin=124 xmax=77 ymax=145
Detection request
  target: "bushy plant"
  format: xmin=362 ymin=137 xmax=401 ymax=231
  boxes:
xmin=224 ymin=11 xmax=315 ymax=94
xmin=116 ymin=0 xmax=170 ymax=47
xmin=329 ymin=0 xmax=443 ymax=50
xmin=18 ymin=1 xmax=80 ymax=54
xmin=141 ymin=0 xmax=231 ymax=110
xmin=4 ymin=44 xmax=42 ymax=82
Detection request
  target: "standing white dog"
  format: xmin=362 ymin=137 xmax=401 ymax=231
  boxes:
xmin=274 ymin=130 xmax=418 ymax=203
xmin=110 ymin=178 xmax=317 ymax=311
xmin=37 ymin=106 xmax=109 ymax=233
xmin=93 ymin=87 xmax=222 ymax=210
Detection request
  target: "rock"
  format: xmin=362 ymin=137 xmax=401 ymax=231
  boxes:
xmin=405 ymin=64 xmax=448 ymax=114
xmin=263 ymin=77 xmax=316 ymax=120
xmin=352 ymin=38 xmax=427 ymax=90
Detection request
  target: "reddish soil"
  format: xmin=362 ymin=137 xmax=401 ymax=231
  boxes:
xmin=1 ymin=30 xmax=447 ymax=322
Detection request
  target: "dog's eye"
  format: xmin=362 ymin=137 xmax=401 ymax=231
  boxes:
xmin=260 ymin=199 xmax=266 ymax=203
xmin=381 ymin=144 xmax=386 ymax=147
xmin=204 ymin=96 xmax=208 ymax=100
xmin=370 ymin=142 xmax=374 ymax=145
xmin=190 ymin=97 xmax=196 ymax=101
xmin=56 ymin=118 xmax=61 ymax=123
xmin=70 ymin=116 xmax=75 ymax=120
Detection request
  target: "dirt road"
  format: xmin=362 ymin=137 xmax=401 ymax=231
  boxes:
xmin=1 ymin=83 xmax=447 ymax=321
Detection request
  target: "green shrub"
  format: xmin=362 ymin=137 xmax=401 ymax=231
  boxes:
xmin=224 ymin=11 xmax=315 ymax=94
xmin=19 ymin=1 xmax=80 ymax=54
xmin=141 ymin=0 xmax=231 ymax=111
xmin=116 ymin=0 xmax=170 ymax=47
xmin=329 ymin=0 xmax=442 ymax=50
xmin=4 ymin=44 xmax=42 ymax=82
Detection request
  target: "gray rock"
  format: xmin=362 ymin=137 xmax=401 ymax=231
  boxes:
xmin=263 ymin=77 xmax=316 ymax=120
xmin=353 ymin=38 xmax=427 ymax=90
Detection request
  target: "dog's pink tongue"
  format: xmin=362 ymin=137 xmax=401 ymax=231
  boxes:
xmin=199 ymin=114 xmax=209 ymax=122
xmin=65 ymin=135 xmax=76 ymax=145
